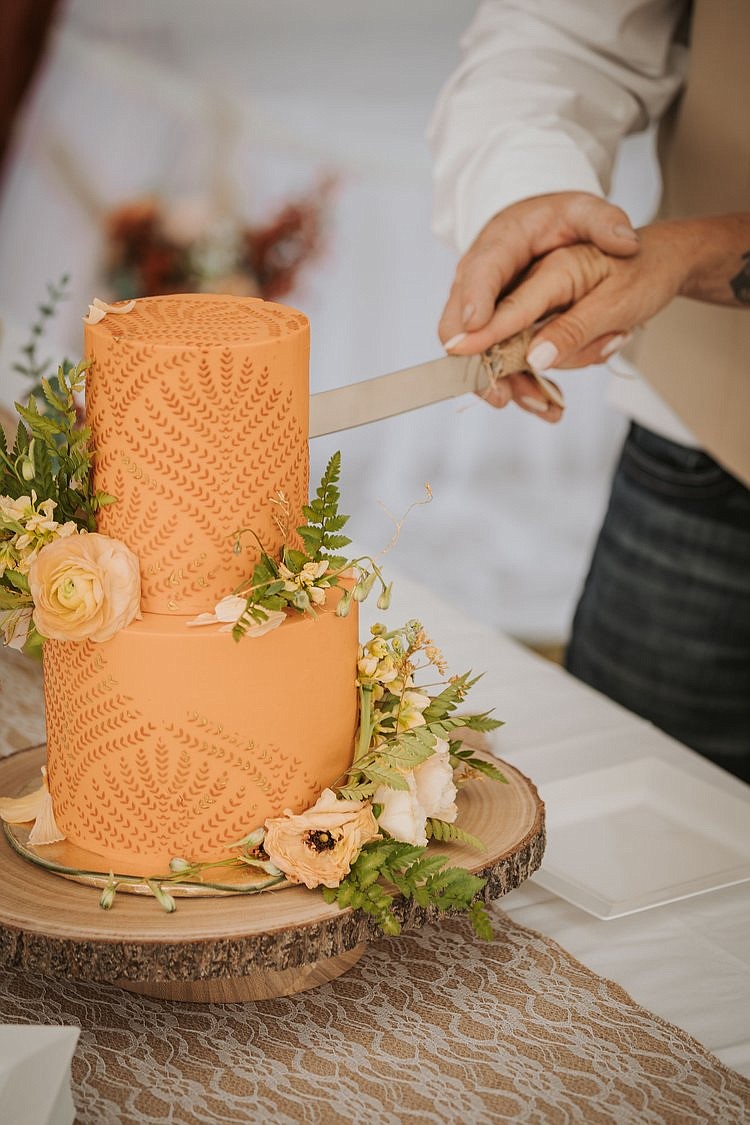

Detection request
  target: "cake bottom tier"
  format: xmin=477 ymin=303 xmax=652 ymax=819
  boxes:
xmin=43 ymin=597 xmax=358 ymax=875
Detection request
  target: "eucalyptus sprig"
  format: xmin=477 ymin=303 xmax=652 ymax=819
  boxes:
xmin=12 ymin=274 xmax=71 ymax=418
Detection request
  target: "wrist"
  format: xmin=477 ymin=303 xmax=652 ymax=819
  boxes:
xmin=661 ymin=215 xmax=750 ymax=305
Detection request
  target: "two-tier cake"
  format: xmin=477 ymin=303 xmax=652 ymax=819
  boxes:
xmin=42 ymin=295 xmax=358 ymax=875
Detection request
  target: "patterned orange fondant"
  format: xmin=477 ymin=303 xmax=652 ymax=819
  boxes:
xmin=44 ymin=592 xmax=359 ymax=875
xmin=85 ymin=294 xmax=309 ymax=614
xmin=43 ymin=294 xmax=358 ymax=874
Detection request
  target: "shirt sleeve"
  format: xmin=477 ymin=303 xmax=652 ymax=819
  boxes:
xmin=428 ymin=0 xmax=688 ymax=252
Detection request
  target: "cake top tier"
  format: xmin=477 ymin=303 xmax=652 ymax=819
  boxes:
xmin=86 ymin=293 xmax=310 ymax=615
xmin=86 ymin=293 xmax=308 ymax=349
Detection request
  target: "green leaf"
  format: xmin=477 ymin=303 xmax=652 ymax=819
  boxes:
xmin=32 ymin=439 xmax=55 ymax=498
xmin=448 ymin=747 xmax=508 ymax=784
xmin=11 ymin=420 xmax=28 ymax=459
xmin=362 ymin=764 xmax=411 ymax=790
xmin=40 ymin=376 xmax=69 ymax=416
xmin=0 ymin=584 xmax=33 ymax=610
xmin=336 ymin=780 xmax=376 ymax=801
xmin=426 ymin=818 xmax=484 ymax=851
xmin=320 ymin=533 xmax=350 ymax=550
xmin=298 ymin=525 xmax=323 ymax=551
xmin=3 ymin=570 xmax=30 ymax=594
xmin=281 ymin=547 xmax=309 ymax=573
xmin=324 ymin=837 xmax=489 ymax=936
xmin=469 ymin=901 xmax=494 ymax=940
xmin=296 ymin=452 xmax=352 ymax=563
xmin=460 ymin=711 xmax=504 ymax=733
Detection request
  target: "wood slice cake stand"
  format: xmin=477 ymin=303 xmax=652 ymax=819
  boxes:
xmin=0 ymin=745 xmax=545 ymax=1003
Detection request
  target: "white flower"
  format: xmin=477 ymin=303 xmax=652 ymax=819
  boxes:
xmin=0 ymin=606 xmax=33 ymax=651
xmin=373 ymin=740 xmax=458 ymax=845
xmin=83 ymin=297 xmax=136 ymax=325
xmin=0 ymin=493 xmax=34 ymax=525
xmin=373 ymin=773 xmax=428 ymax=847
xmin=278 ymin=559 xmax=331 ymax=606
xmin=187 ymin=594 xmax=285 ymax=637
xmin=413 ymin=738 xmax=458 ymax=824
xmin=396 ymin=690 xmax=431 ymax=732
xmin=0 ymin=493 xmax=79 ymax=576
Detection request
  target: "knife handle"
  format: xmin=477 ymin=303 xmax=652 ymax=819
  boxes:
xmin=482 ymin=330 xmax=565 ymax=409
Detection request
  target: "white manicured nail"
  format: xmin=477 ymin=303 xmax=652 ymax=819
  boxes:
xmin=536 ymin=375 xmax=565 ymax=408
xmin=526 ymin=340 xmax=558 ymax=371
xmin=600 ymin=332 xmax=631 ymax=359
xmin=520 ymin=396 xmax=549 ymax=413
xmin=444 ymin=332 xmax=467 ymax=351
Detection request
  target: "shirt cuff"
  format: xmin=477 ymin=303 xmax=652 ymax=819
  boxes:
xmin=435 ymin=135 xmax=606 ymax=253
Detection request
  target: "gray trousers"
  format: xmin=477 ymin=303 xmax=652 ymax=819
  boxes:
xmin=566 ymin=424 xmax=750 ymax=783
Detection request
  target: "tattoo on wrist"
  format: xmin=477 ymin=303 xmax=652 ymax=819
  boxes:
xmin=730 ymin=251 xmax=750 ymax=303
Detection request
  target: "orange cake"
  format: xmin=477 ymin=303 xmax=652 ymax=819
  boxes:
xmin=42 ymin=295 xmax=359 ymax=875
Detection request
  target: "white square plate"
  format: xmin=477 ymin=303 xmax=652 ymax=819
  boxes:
xmin=533 ymin=757 xmax=750 ymax=919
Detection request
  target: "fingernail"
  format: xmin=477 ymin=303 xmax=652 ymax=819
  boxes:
xmin=600 ymin=332 xmax=631 ymax=359
xmin=536 ymin=375 xmax=565 ymax=408
xmin=520 ymin=396 xmax=549 ymax=413
xmin=613 ymin=223 xmax=638 ymax=242
xmin=462 ymin=303 xmax=475 ymax=327
xmin=444 ymin=332 xmax=467 ymax=351
xmin=526 ymin=340 xmax=558 ymax=372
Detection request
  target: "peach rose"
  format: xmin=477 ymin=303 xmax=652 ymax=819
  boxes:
xmin=264 ymin=788 xmax=380 ymax=889
xmin=28 ymin=532 xmax=141 ymax=643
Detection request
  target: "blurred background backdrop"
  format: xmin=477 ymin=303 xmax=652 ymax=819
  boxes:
xmin=0 ymin=0 xmax=660 ymax=648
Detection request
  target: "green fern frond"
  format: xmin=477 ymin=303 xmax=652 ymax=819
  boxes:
xmin=426 ymin=818 xmax=484 ymax=850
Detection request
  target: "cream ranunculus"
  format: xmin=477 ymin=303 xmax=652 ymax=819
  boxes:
xmin=413 ymin=738 xmax=458 ymax=824
xmin=263 ymin=788 xmax=380 ymax=889
xmin=28 ymin=532 xmax=141 ymax=643
xmin=373 ymin=772 xmax=429 ymax=847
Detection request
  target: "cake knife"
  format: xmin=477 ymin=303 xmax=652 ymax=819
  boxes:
xmin=308 ymin=329 xmax=564 ymax=437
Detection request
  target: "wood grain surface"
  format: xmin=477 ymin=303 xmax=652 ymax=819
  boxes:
xmin=0 ymin=745 xmax=545 ymax=990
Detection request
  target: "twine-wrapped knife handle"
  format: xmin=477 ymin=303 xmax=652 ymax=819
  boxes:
xmin=481 ymin=329 xmax=564 ymax=409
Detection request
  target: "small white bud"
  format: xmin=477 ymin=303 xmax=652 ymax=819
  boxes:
xmin=169 ymin=857 xmax=192 ymax=874
xmin=376 ymin=582 xmax=392 ymax=610
xmin=336 ymin=591 xmax=353 ymax=617
xmin=234 ymin=827 xmax=265 ymax=849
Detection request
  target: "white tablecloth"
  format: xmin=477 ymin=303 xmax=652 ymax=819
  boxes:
xmin=361 ymin=568 xmax=750 ymax=1079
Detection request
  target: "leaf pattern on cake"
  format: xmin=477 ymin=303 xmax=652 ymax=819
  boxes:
xmin=85 ymin=296 xmax=308 ymax=613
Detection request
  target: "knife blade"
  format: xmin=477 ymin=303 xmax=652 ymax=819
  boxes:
xmin=308 ymin=336 xmax=564 ymax=438
xmin=309 ymin=353 xmax=487 ymax=438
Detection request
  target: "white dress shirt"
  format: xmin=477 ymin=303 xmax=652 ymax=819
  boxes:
xmin=429 ymin=0 xmax=698 ymax=446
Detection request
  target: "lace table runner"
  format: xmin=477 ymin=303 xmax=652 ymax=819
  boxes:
xmin=1 ymin=648 xmax=749 ymax=1122
xmin=1 ymin=909 xmax=748 ymax=1124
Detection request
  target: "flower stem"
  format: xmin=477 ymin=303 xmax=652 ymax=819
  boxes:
xmin=355 ymin=684 xmax=374 ymax=762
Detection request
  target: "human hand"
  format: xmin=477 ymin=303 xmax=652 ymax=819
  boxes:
xmin=438 ymin=191 xmax=639 ymax=421
xmin=466 ymin=222 xmax=695 ymax=412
